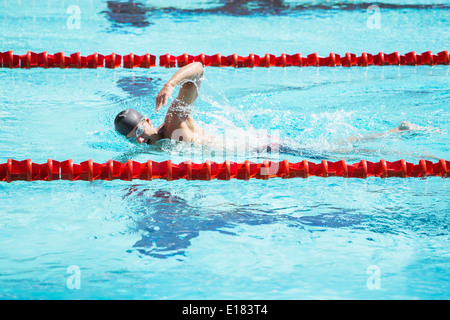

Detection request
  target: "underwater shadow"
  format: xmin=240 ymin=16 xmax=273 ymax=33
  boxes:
xmin=101 ymin=0 xmax=450 ymax=30
xmin=123 ymin=186 xmax=364 ymax=259
xmin=102 ymin=1 xmax=153 ymax=28
xmin=116 ymin=76 xmax=163 ymax=98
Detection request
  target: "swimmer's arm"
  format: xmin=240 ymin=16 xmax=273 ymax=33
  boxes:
xmin=155 ymin=62 xmax=204 ymax=113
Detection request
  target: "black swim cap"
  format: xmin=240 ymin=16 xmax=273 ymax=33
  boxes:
xmin=114 ymin=109 xmax=145 ymax=136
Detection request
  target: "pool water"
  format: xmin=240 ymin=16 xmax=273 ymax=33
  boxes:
xmin=0 ymin=0 xmax=449 ymax=299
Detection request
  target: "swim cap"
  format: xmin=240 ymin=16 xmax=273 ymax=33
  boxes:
xmin=114 ymin=109 xmax=145 ymax=136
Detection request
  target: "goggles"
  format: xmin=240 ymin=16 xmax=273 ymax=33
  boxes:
xmin=127 ymin=120 xmax=145 ymax=143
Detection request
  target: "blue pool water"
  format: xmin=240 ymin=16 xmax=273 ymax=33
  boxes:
xmin=0 ymin=0 xmax=449 ymax=299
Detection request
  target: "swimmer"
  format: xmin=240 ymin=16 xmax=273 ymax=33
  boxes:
xmin=114 ymin=62 xmax=214 ymax=145
xmin=114 ymin=62 xmax=435 ymax=159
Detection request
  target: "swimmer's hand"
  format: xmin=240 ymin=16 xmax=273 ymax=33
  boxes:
xmin=155 ymin=82 xmax=175 ymax=113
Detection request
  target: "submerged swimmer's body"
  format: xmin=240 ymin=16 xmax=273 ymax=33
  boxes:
xmin=114 ymin=62 xmax=433 ymax=158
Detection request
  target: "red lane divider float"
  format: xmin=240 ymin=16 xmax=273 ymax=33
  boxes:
xmin=0 ymin=51 xmax=157 ymax=69
xmin=1 ymin=50 xmax=448 ymax=69
xmin=0 ymin=159 xmax=448 ymax=182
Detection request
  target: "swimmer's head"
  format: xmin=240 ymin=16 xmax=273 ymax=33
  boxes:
xmin=114 ymin=109 xmax=144 ymax=136
xmin=114 ymin=109 xmax=159 ymax=144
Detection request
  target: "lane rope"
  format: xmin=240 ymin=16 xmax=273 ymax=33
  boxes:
xmin=0 ymin=159 xmax=448 ymax=182
xmin=1 ymin=50 xmax=449 ymax=69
